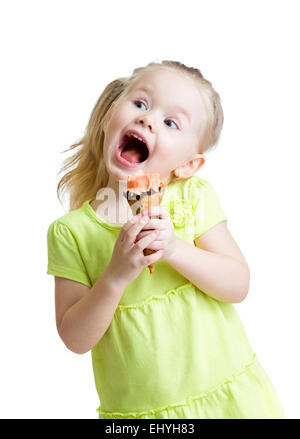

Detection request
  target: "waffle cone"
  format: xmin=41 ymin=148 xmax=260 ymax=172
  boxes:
xmin=128 ymin=191 xmax=162 ymax=274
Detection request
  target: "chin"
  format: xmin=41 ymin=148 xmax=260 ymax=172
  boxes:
xmin=106 ymin=162 xmax=132 ymax=183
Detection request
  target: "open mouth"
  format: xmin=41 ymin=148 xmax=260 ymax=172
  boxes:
xmin=118 ymin=133 xmax=149 ymax=165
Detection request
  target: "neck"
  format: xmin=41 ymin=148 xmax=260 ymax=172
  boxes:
xmin=106 ymin=175 xmax=128 ymax=205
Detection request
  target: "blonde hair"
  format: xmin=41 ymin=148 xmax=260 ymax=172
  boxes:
xmin=57 ymin=60 xmax=224 ymax=211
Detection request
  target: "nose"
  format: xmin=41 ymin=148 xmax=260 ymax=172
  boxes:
xmin=137 ymin=113 xmax=155 ymax=131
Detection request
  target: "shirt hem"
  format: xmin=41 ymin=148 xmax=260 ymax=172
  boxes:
xmin=47 ymin=264 xmax=91 ymax=287
xmin=97 ymin=353 xmax=258 ymax=419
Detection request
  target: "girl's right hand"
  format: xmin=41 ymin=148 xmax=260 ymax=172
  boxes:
xmin=106 ymin=213 xmax=164 ymax=286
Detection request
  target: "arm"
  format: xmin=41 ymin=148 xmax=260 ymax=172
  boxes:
xmin=57 ymin=267 xmax=127 ymax=355
xmin=164 ymin=221 xmax=250 ymax=303
xmin=55 ymin=213 xmax=161 ymax=355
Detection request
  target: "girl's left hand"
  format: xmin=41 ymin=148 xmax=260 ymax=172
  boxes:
xmin=134 ymin=206 xmax=177 ymax=261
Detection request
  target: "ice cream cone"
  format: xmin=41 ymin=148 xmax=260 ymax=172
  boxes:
xmin=137 ymin=191 xmax=162 ymax=274
xmin=125 ymin=173 xmax=164 ymax=274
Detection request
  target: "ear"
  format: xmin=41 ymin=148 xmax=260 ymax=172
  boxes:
xmin=174 ymin=154 xmax=205 ymax=179
xmin=103 ymin=102 xmax=115 ymax=133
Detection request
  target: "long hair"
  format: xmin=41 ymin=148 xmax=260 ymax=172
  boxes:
xmin=56 ymin=60 xmax=224 ymax=211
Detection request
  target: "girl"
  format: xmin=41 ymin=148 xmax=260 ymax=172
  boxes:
xmin=47 ymin=60 xmax=285 ymax=419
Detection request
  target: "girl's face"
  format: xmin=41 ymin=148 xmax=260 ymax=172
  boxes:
xmin=103 ymin=68 xmax=207 ymax=186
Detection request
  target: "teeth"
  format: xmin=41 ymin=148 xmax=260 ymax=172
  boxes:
xmin=129 ymin=133 xmax=145 ymax=144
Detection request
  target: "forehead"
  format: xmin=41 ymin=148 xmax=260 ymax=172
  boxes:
xmin=128 ymin=68 xmax=206 ymax=116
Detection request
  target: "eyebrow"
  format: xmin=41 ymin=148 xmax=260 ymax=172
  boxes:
xmin=134 ymin=86 xmax=153 ymax=94
xmin=133 ymin=87 xmax=191 ymax=123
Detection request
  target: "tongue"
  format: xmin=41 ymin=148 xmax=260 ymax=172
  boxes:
xmin=121 ymin=145 xmax=144 ymax=163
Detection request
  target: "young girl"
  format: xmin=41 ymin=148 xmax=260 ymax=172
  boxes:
xmin=47 ymin=60 xmax=285 ymax=419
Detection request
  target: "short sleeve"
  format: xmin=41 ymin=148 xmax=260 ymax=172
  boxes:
xmin=192 ymin=178 xmax=227 ymax=239
xmin=46 ymin=220 xmax=91 ymax=287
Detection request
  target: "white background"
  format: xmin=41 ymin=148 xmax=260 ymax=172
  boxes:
xmin=0 ymin=0 xmax=299 ymax=419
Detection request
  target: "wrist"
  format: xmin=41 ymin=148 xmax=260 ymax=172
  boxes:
xmin=162 ymin=235 xmax=181 ymax=263
xmin=102 ymin=265 xmax=129 ymax=292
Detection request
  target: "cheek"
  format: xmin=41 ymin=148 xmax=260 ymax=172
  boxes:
xmin=103 ymin=104 xmax=137 ymax=158
xmin=105 ymin=104 xmax=125 ymax=134
xmin=110 ymin=103 xmax=134 ymax=129
xmin=158 ymin=141 xmax=189 ymax=166
xmin=108 ymin=114 xmax=124 ymax=133
xmin=103 ymin=108 xmax=128 ymax=149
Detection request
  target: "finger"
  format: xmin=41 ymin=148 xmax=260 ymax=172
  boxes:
xmin=143 ymin=249 xmax=164 ymax=266
xmin=141 ymin=239 xmax=163 ymax=251
xmin=142 ymin=205 xmax=169 ymax=219
xmin=120 ymin=213 xmax=141 ymax=234
xmin=123 ymin=215 xmax=150 ymax=246
xmin=136 ymin=229 xmax=165 ymax=241
xmin=118 ymin=212 xmax=143 ymax=241
xmin=132 ymin=229 xmax=160 ymax=254
xmin=135 ymin=230 xmax=154 ymax=241
xmin=140 ymin=218 xmax=169 ymax=230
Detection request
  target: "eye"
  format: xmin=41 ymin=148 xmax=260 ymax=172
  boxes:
xmin=134 ymin=100 xmax=147 ymax=111
xmin=165 ymin=119 xmax=178 ymax=129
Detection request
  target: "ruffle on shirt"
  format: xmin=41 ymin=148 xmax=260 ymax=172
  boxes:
xmin=97 ymin=355 xmax=285 ymax=419
xmin=167 ymin=199 xmax=195 ymax=228
xmin=160 ymin=176 xmax=227 ymax=235
xmin=116 ymin=282 xmax=194 ymax=311
xmin=92 ymin=282 xmax=285 ymax=420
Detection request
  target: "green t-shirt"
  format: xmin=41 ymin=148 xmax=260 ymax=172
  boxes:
xmin=47 ymin=176 xmax=284 ymax=419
